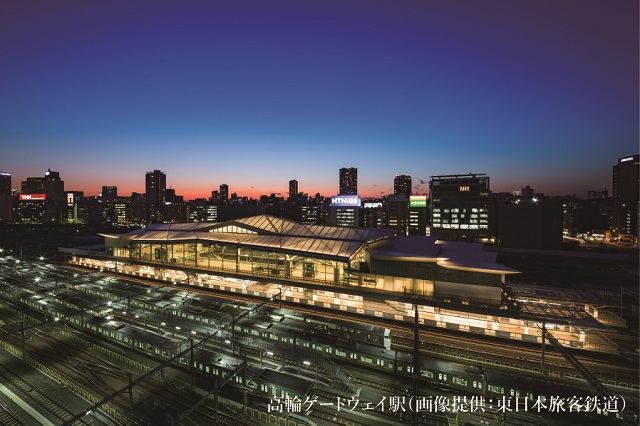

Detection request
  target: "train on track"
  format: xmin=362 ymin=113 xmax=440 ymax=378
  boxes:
xmin=0 ymin=279 xmax=633 ymax=425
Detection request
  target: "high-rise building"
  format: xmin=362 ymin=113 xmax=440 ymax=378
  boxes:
xmin=101 ymin=186 xmax=118 ymax=200
xmin=613 ymin=154 xmax=639 ymax=237
xmin=20 ymin=169 xmax=65 ymax=223
xmin=22 ymin=169 xmax=65 ymax=204
xmin=289 ymin=180 xmax=298 ymax=199
xmin=0 ymin=171 xmax=10 ymax=196
xmin=394 ymin=175 xmax=412 ymax=197
xmin=339 ymin=168 xmax=357 ymax=195
xmin=429 ymin=173 xmax=492 ymax=242
xmin=408 ymin=195 xmax=428 ymax=236
xmin=145 ymin=169 xmax=166 ymax=224
xmin=220 ymin=184 xmax=229 ymax=202
xmin=329 ymin=195 xmax=360 ymax=227
xmin=386 ymin=194 xmax=409 ymax=235
xmin=0 ymin=171 xmax=11 ymax=221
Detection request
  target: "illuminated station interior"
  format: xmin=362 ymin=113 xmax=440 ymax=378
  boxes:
xmin=66 ymin=215 xmax=614 ymax=353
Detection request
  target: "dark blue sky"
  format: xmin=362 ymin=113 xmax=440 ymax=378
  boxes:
xmin=1 ymin=0 xmax=637 ymax=199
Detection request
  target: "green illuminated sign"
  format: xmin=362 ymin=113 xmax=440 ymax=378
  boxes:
xmin=410 ymin=196 xmax=427 ymax=208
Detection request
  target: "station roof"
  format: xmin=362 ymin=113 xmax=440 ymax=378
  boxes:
xmin=102 ymin=215 xmax=395 ymax=262
xmin=368 ymin=236 xmax=519 ymax=275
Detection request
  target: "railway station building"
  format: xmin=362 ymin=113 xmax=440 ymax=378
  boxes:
xmin=97 ymin=215 xmax=518 ymax=305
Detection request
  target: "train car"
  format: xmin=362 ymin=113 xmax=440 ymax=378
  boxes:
xmin=246 ymin=366 xmax=315 ymax=400
xmin=302 ymin=314 xmax=390 ymax=348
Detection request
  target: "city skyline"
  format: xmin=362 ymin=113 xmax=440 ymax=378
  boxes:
xmin=1 ymin=0 xmax=638 ymax=200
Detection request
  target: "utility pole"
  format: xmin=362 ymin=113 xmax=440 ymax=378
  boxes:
xmin=541 ymin=322 xmax=546 ymax=371
xmin=412 ymin=304 xmax=420 ymax=426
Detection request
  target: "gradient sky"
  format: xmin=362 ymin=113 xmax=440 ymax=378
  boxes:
xmin=1 ymin=0 xmax=637 ymax=200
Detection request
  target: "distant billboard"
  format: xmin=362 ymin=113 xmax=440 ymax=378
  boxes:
xmin=363 ymin=202 xmax=382 ymax=209
xmin=410 ymin=195 xmax=427 ymax=208
xmin=331 ymin=195 xmax=361 ymax=207
xmin=20 ymin=193 xmax=46 ymax=201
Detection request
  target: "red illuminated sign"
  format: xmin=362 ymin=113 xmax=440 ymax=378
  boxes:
xmin=20 ymin=194 xmax=46 ymax=201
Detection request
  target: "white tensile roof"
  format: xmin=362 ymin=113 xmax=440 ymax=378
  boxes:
xmin=106 ymin=215 xmax=395 ymax=261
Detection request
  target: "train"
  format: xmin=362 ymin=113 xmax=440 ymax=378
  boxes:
xmin=0 ymin=280 xmax=633 ymax=425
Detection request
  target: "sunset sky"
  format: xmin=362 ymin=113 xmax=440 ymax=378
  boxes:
xmin=1 ymin=0 xmax=637 ymax=200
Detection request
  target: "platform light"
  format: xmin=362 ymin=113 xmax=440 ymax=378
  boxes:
xmin=191 ymin=331 xmax=196 ymax=335
xmin=161 ymin=322 xmax=166 ymax=326
xmin=175 ymin=326 xmax=181 ymax=330
xmin=303 ymin=361 xmax=311 ymax=366
xmin=266 ymin=351 xmax=273 ymax=356
xmin=225 ymin=339 xmax=231 ymax=344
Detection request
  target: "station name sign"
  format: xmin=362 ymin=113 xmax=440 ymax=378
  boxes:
xmin=410 ymin=195 xmax=427 ymax=208
xmin=331 ymin=195 xmax=361 ymax=207
xmin=20 ymin=193 xmax=46 ymax=201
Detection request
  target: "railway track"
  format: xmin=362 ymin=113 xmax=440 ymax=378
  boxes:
xmin=0 ymin=362 xmax=92 ymax=425
xmin=47 ymin=265 xmax=640 ymax=391
xmin=0 ymin=402 xmax=30 ymax=426
xmin=4 ymin=264 xmax=638 ymax=425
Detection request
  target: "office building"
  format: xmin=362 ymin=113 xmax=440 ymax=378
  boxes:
xmin=220 ymin=184 xmax=229 ymax=202
xmin=339 ymin=168 xmax=357 ymax=195
xmin=145 ymin=170 xmax=166 ymax=224
xmin=394 ymin=175 xmax=412 ymax=197
xmin=429 ymin=173 xmax=492 ymax=242
xmin=613 ymin=155 xmax=639 ymax=238
xmin=0 ymin=171 xmax=11 ymax=221
xmin=386 ymin=194 xmax=409 ymax=235
xmin=101 ymin=186 xmax=118 ymax=200
xmin=20 ymin=169 xmax=65 ymax=223
xmin=408 ymin=195 xmax=428 ymax=236
xmin=498 ymin=198 xmax=563 ymax=249
xmin=361 ymin=201 xmax=385 ymax=229
xmin=329 ymin=195 xmax=360 ymax=227
xmin=289 ymin=180 xmax=298 ymax=200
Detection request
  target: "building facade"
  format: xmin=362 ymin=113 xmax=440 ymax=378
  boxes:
xmin=289 ymin=180 xmax=298 ymax=200
xmin=339 ymin=168 xmax=357 ymax=195
xmin=613 ymin=154 xmax=639 ymax=238
xmin=394 ymin=175 xmax=412 ymax=197
xmin=0 ymin=171 xmax=11 ymax=221
xmin=145 ymin=170 xmax=166 ymax=224
xmin=429 ymin=174 xmax=492 ymax=242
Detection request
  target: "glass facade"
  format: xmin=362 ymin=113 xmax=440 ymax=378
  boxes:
xmin=121 ymin=241 xmax=348 ymax=285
